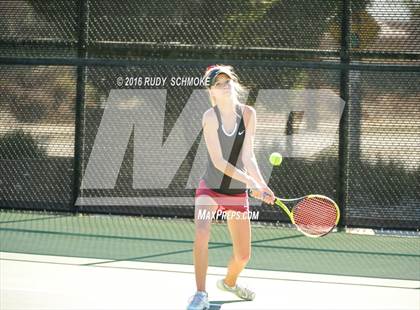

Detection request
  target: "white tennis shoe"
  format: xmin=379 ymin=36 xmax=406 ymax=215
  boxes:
xmin=187 ymin=291 xmax=209 ymax=310
xmin=216 ymin=279 xmax=256 ymax=301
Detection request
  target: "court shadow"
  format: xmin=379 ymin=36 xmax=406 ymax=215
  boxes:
xmin=209 ymin=299 xmax=247 ymax=309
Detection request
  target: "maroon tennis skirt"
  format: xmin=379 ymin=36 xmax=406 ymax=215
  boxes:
xmin=195 ymin=179 xmax=249 ymax=212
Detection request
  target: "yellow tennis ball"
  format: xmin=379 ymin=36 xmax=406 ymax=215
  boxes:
xmin=269 ymin=152 xmax=283 ymax=166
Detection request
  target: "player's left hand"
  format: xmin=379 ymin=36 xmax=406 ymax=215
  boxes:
xmin=260 ymin=186 xmax=275 ymax=205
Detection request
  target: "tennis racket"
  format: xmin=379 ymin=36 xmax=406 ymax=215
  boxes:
xmin=250 ymin=190 xmax=340 ymax=237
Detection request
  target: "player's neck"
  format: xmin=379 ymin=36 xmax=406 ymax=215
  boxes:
xmin=216 ymin=98 xmax=236 ymax=116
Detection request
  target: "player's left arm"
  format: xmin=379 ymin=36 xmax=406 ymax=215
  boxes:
xmin=241 ymin=106 xmax=274 ymax=204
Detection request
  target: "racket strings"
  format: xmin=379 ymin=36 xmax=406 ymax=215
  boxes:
xmin=293 ymin=197 xmax=338 ymax=236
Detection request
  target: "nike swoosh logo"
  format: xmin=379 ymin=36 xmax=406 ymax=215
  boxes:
xmin=238 ymin=130 xmax=245 ymax=135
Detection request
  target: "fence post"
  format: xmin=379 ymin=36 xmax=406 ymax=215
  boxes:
xmin=337 ymin=0 xmax=351 ymax=227
xmin=72 ymin=0 xmax=89 ymax=213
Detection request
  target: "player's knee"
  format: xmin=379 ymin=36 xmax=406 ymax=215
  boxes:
xmin=235 ymin=251 xmax=251 ymax=265
xmin=195 ymin=226 xmax=211 ymax=244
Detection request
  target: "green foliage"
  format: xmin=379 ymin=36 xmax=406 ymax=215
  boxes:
xmin=0 ymin=130 xmax=47 ymax=159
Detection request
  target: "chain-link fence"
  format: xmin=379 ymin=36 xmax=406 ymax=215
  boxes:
xmin=1 ymin=0 xmax=419 ymax=229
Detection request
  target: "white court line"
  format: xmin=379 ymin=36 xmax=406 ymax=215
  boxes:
xmin=1 ymin=252 xmax=419 ymax=289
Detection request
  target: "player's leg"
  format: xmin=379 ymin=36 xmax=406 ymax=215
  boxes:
xmin=224 ymin=211 xmax=251 ymax=286
xmin=216 ymin=211 xmax=255 ymax=301
xmin=188 ymin=195 xmax=218 ymax=310
xmin=193 ymin=195 xmax=218 ymax=292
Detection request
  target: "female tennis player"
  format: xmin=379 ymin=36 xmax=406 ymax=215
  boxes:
xmin=187 ymin=65 xmax=275 ymax=310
